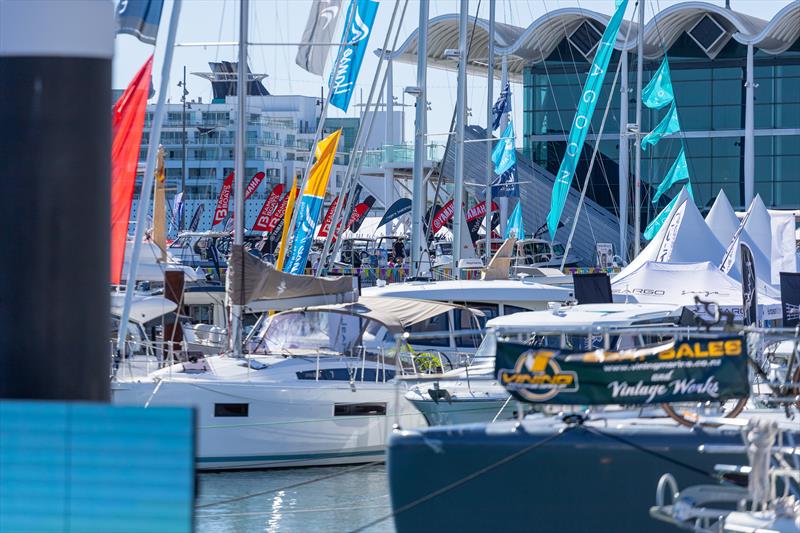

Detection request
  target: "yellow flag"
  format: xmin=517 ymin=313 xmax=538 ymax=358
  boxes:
xmin=275 ymin=176 xmax=299 ymax=271
xmin=152 ymin=145 xmax=167 ymax=261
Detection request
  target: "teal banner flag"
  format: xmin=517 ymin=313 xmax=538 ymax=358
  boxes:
xmin=492 ymin=121 xmax=516 ymax=175
xmin=643 ymin=57 xmax=674 ymax=110
xmin=652 ymin=148 xmax=689 ymax=204
xmin=546 ymin=0 xmax=629 ymax=239
xmin=642 ymin=102 xmax=680 ymax=151
xmin=505 ymin=200 xmax=525 ymax=239
xmin=644 ymin=184 xmax=694 ymax=240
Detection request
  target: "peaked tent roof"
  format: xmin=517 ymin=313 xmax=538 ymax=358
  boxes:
xmin=615 ymin=187 xmax=725 ymax=280
xmin=611 ymin=261 xmax=782 ymax=321
xmin=743 ymin=195 xmax=773 ymax=261
xmin=705 ymin=190 xmax=740 ymax=248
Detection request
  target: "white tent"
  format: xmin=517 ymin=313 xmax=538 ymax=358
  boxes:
xmin=612 ymin=261 xmax=782 ymax=321
xmin=743 ymin=195 xmax=772 ymax=261
xmin=705 ymin=190 xmax=740 ymax=247
xmin=616 ymin=187 xmax=725 ymax=279
xmin=768 ymin=209 xmax=797 ymax=282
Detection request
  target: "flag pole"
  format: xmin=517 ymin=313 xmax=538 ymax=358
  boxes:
xmin=117 ymin=0 xmax=183 ymax=358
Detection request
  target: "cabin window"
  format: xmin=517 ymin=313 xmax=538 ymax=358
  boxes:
xmin=408 ymin=312 xmax=450 ymax=347
xmin=296 ymin=368 xmax=396 ymax=381
xmin=503 ymin=305 xmax=529 ymax=316
xmin=214 ymin=403 xmax=249 ymax=417
xmin=187 ymin=304 xmax=214 ymax=325
xmin=334 ymin=403 xmax=387 ymax=416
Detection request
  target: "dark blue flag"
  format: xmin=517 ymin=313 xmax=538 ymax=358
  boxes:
xmin=492 ymin=164 xmax=519 ymax=197
xmin=491 ymin=82 xmax=511 ymax=131
xmin=116 ymin=0 xmax=165 ymax=45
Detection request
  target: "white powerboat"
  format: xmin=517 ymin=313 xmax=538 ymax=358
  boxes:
xmin=405 ymin=303 xmax=682 ymax=426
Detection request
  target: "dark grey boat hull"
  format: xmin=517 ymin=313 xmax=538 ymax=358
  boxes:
xmin=387 ymin=420 xmax=756 ymax=533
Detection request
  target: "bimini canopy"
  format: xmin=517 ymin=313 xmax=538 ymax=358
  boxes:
xmin=227 ymin=245 xmax=357 ymax=307
xmin=309 ymin=296 xmax=483 ymax=334
xmin=110 ymin=293 xmax=177 ymax=324
xmin=122 ymin=241 xmax=201 ymax=283
xmin=611 ymin=261 xmax=782 ymax=320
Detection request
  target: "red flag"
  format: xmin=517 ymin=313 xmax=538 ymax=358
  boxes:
xmin=431 ymin=199 xmax=455 ymax=234
xmin=347 ymin=196 xmax=376 ymax=233
xmin=317 ymin=196 xmax=340 ymax=238
xmin=264 ymin=186 xmax=299 ymax=234
xmin=466 ymin=200 xmax=499 ymax=222
xmin=110 ymin=56 xmax=153 ymax=284
xmin=244 ymin=171 xmax=266 ymax=200
xmin=212 ymin=172 xmax=234 ymax=225
xmin=252 ymin=184 xmax=285 ymax=231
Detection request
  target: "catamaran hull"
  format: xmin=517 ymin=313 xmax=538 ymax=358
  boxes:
xmin=112 ymin=380 xmax=426 ymax=470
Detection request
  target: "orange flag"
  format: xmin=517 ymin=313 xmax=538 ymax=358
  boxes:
xmin=110 ymin=56 xmax=153 ymax=284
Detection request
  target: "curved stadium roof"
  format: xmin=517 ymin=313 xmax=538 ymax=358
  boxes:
xmin=388 ymin=1 xmax=800 ymax=81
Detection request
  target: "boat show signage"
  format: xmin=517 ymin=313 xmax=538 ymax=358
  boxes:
xmin=329 ymin=0 xmax=379 ymax=112
xmin=213 ymin=172 xmax=234 ymax=226
xmin=495 ymin=337 xmax=749 ymax=405
xmin=244 ymin=171 xmax=266 ymax=199
xmin=253 ymin=184 xmax=285 ymax=231
xmin=779 ymin=272 xmax=800 ymax=327
xmin=431 ymin=200 xmax=455 ymax=234
xmin=546 ymin=0 xmax=628 ymax=239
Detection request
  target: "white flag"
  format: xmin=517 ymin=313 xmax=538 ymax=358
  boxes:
xmin=296 ymin=0 xmax=342 ymax=76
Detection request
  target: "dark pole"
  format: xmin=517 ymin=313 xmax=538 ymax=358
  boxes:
xmin=0 ymin=1 xmax=112 ymax=401
xmin=181 ymin=65 xmax=187 ymax=230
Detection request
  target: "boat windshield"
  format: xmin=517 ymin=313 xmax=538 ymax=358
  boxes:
xmin=254 ymin=310 xmax=390 ymax=357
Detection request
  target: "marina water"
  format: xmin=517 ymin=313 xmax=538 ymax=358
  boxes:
xmin=196 ymin=465 xmax=393 ymax=533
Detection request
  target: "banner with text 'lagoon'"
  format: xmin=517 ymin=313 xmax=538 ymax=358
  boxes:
xmin=546 ymin=0 xmax=628 ymax=239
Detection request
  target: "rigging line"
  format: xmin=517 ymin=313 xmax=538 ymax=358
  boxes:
xmin=317 ymin=0 xmax=408 ymax=273
xmin=560 ymin=2 xmax=640 ymax=264
xmin=422 ymin=0 xmax=483 ymax=253
xmin=215 ymin=0 xmax=227 ymax=63
xmin=582 ymin=424 xmax=713 ymax=478
xmin=572 ymin=0 xmax=621 ymax=221
xmin=560 ymin=33 xmax=627 ymax=269
xmin=195 ymin=460 xmax=385 ymax=509
xmin=346 ymin=427 xmax=574 ymax=533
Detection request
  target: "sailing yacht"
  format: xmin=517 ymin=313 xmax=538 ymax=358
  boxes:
xmin=113 ymin=296 xmax=481 ymax=469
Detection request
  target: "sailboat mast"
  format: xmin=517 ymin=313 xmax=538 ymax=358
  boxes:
xmin=619 ymin=50 xmax=629 ymax=260
xmin=452 ymin=0 xmax=469 ymax=278
xmin=116 ymin=0 xmax=183 ymax=358
xmin=634 ymin=0 xmax=645 ymax=254
xmin=484 ymin=0 xmax=495 ymax=265
xmin=410 ymin=0 xmax=429 ymax=277
xmin=229 ymin=0 xmax=248 ymax=356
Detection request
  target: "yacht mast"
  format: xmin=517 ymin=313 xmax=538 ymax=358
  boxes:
xmin=229 ymin=0 xmax=248 ymax=356
xmin=484 ymin=0 xmax=495 ymax=265
xmin=452 ymin=0 xmax=469 ymax=278
xmin=634 ymin=0 xmax=645 ymax=254
xmin=410 ymin=0 xmax=429 ymax=277
xmin=116 ymin=0 xmax=183 ymax=358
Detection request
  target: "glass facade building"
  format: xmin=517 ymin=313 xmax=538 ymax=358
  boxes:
xmin=523 ymin=24 xmax=800 ymax=216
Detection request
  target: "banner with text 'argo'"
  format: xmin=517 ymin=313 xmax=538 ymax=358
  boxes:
xmin=494 ymin=337 xmax=749 ymax=405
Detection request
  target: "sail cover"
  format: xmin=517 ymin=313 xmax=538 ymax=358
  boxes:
xmin=227 ymin=245 xmax=356 ymax=306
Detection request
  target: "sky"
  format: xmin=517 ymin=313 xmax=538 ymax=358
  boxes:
xmin=114 ymin=0 xmax=791 ymax=146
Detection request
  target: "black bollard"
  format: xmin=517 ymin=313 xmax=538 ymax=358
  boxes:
xmin=0 ymin=1 xmax=114 ymax=401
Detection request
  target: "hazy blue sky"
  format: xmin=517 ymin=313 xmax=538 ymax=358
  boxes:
xmin=114 ymin=0 xmax=792 ymax=144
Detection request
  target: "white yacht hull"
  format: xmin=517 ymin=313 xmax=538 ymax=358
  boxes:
xmin=113 ymin=378 xmax=426 ymax=470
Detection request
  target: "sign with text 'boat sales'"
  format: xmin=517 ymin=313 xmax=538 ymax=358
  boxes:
xmin=495 ymin=337 xmax=749 ymax=405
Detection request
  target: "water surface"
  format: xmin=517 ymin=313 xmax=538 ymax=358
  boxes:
xmin=196 ymin=464 xmax=394 ymax=533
